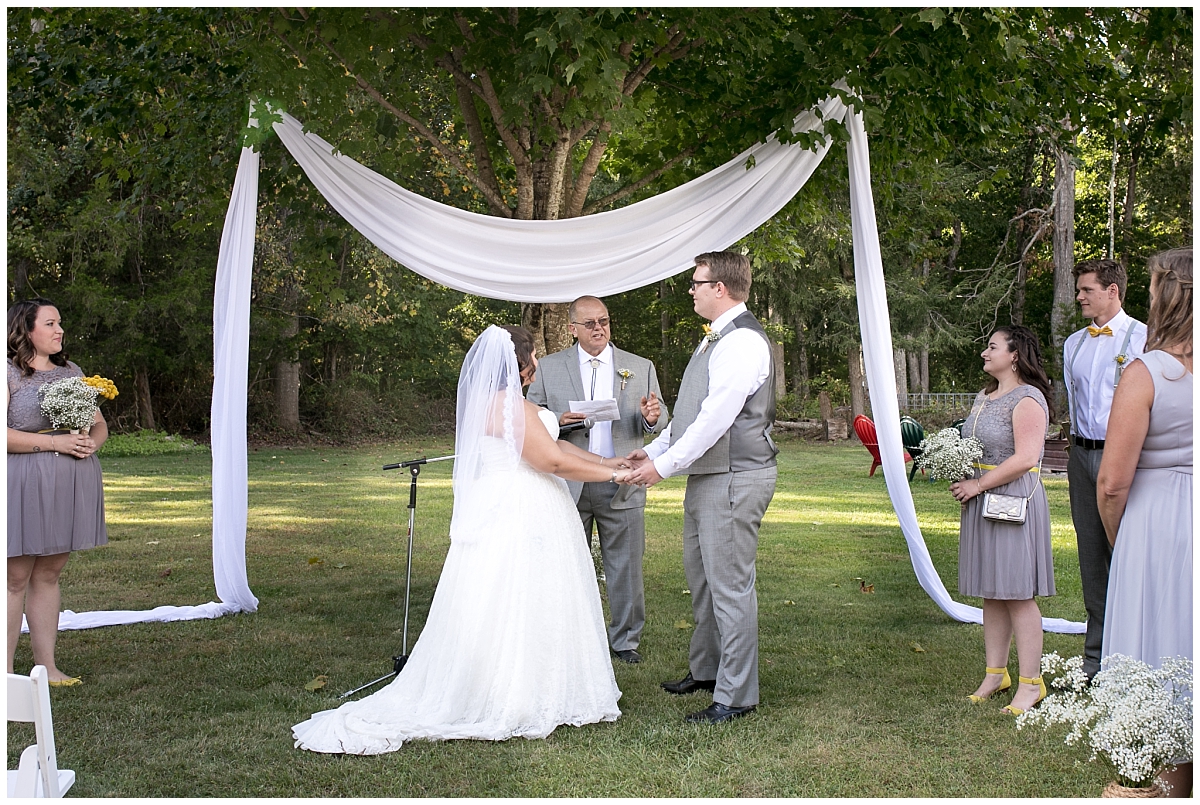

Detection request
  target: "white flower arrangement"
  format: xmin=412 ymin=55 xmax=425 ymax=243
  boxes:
xmin=914 ymin=427 xmax=984 ymax=481
xmin=1016 ymin=652 xmax=1193 ymax=791
xmin=38 ymin=377 xmax=102 ymax=430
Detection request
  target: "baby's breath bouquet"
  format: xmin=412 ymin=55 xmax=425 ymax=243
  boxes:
xmin=914 ymin=427 xmax=984 ymax=481
xmin=38 ymin=375 xmax=119 ymax=431
xmin=1016 ymin=652 xmax=1193 ymax=793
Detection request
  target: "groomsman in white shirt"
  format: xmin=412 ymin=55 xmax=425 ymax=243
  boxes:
xmin=1063 ymin=258 xmax=1146 ymax=682
xmin=626 ymin=251 xmax=777 ymax=724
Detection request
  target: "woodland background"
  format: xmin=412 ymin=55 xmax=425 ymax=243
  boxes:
xmin=7 ymin=8 xmax=1192 ymax=442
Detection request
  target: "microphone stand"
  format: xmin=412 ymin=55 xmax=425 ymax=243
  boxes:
xmin=339 ymin=453 xmax=455 ymax=699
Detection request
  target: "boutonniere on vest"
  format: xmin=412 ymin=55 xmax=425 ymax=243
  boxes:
xmin=700 ymin=324 xmax=722 ymax=352
xmin=617 ymin=368 xmax=633 ymax=391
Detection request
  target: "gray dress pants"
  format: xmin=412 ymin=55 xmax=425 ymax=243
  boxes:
xmin=682 ymin=465 xmax=777 ymax=708
xmin=578 ymin=480 xmax=646 ymax=653
xmin=1068 ymin=443 xmax=1111 ymax=679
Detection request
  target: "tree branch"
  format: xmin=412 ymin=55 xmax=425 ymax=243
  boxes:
xmin=310 ymin=27 xmax=513 ymax=217
xmin=866 ymin=22 xmax=904 ymax=62
xmin=582 ymin=145 xmax=698 ymax=215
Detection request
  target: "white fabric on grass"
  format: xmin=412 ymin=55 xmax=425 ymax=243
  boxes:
xmin=58 ymin=90 xmax=1082 ymax=634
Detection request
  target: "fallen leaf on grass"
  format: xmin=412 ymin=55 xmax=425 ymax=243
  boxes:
xmin=859 ymin=580 xmax=875 ymax=594
xmin=682 ymin=589 xmax=691 ymax=595
xmin=829 ymin=583 xmax=840 ymax=588
xmin=159 ymin=568 xmax=172 ymax=578
xmin=674 ymin=620 xmax=692 ymax=630
xmin=308 ymin=557 xmax=324 ymax=565
xmin=910 ymin=642 xmax=926 ymax=653
xmin=783 ymin=600 xmax=795 ymax=606
xmin=831 ymin=655 xmax=846 ymax=667
xmin=333 ymin=563 xmax=349 ymax=569
xmin=304 ymin=675 xmax=329 ymax=691
xmin=146 ymin=540 xmax=160 ymax=545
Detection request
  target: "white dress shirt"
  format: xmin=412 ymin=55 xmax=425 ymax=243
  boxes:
xmin=1063 ymin=308 xmax=1147 ymax=440
xmin=644 ymin=303 xmax=771 ymax=478
xmin=578 ymin=343 xmax=616 ymax=459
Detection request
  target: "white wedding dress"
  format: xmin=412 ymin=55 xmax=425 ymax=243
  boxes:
xmin=293 ymin=408 xmax=621 ymax=754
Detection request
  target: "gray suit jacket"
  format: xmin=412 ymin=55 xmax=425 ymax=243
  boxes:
xmin=527 ymin=343 xmax=668 ymax=509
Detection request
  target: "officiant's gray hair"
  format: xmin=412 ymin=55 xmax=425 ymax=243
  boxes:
xmin=694 ymin=251 xmax=751 ymax=301
xmin=567 ymin=295 xmax=607 ymax=322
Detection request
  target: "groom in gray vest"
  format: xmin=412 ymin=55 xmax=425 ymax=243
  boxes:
xmin=626 ymin=251 xmax=778 ymax=724
xmin=527 ymin=295 xmax=667 ymax=664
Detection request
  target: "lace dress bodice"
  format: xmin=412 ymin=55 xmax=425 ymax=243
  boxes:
xmin=961 ymin=385 xmax=1049 ymax=467
xmin=7 ymin=359 xmax=84 ymax=432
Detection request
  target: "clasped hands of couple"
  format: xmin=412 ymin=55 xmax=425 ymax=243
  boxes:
xmin=591 ymin=450 xmax=662 ymax=488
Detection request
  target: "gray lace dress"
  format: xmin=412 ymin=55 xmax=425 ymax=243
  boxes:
xmin=958 ymin=385 xmax=1055 ymax=600
xmin=7 ymin=359 xmax=107 ymax=557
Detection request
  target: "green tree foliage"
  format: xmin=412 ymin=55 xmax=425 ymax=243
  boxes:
xmin=7 ymin=8 xmax=1191 ymax=438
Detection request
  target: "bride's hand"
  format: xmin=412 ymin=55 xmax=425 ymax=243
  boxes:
xmin=612 ymin=468 xmax=633 ymax=485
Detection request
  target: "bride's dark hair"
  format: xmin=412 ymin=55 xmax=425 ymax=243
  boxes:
xmin=500 ymin=325 xmax=536 ymax=384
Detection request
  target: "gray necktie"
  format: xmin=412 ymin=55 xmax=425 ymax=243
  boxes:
xmin=588 ymin=358 xmax=600 ymax=400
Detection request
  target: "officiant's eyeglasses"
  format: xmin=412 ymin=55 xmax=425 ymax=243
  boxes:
xmin=572 ymin=317 xmax=610 ymax=330
xmin=689 ymin=279 xmax=721 ymax=290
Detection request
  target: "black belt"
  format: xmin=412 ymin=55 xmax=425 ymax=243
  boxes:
xmin=1073 ymin=435 xmax=1105 ymax=450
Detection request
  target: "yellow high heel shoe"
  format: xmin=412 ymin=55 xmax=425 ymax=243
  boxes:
xmin=47 ymin=676 xmax=82 ymax=688
xmin=968 ymin=667 xmax=1011 ymax=703
xmin=1001 ymin=675 xmax=1047 ymax=715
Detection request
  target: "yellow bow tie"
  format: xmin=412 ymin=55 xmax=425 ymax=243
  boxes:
xmin=1087 ymin=325 xmax=1114 ymax=337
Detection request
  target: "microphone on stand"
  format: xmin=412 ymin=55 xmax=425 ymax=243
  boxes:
xmin=559 ymin=416 xmax=597 ymax=434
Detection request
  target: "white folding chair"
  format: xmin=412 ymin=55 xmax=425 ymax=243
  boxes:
xmin=7 ymin=665 xmax=75 ymax=797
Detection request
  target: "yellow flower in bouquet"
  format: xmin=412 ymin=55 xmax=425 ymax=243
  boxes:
xmin=83 ymin=375 xmax=119 ymax=400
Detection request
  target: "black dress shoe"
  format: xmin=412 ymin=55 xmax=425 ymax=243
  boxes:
xmin=613 ymin=648 xmax=642 ymax=664
xmin=685 ymin=701 xmax=756 ymax=724
xmin=660 ymin=672 xmax=716 ymax=695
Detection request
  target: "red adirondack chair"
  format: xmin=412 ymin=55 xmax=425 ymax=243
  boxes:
xmin=853 ymin=415 xmax=911 ymax=477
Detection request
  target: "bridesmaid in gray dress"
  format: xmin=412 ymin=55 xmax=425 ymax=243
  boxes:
xmin=1098 ymin=248 xmax=1192 ymax=797
xmin=7 ymin=299 xmax=108 ymax=686
xmin=949 ymin=325 xmax=1055 ymax=715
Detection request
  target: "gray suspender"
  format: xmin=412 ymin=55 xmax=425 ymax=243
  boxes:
xmin=1112 ymin=324 xmax=1136 ymax=388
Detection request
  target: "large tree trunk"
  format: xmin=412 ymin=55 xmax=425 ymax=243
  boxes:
xmin=893 ymin=348 xmax=908 ymax=409
xmin=274 ymin=284 xmax=301 ymax=430
xmin=1050 ymin=141 xmax=1077 ymax=388
xmin=790 ymin=313 xmax=809 ymax=398
xmin=134 ymin=365 xmax=155 ymax=431
xmin=1118 ymin=147 xmax=1140 ymax=269
xmin=521 ymin=301 xmax=573 ymax=357
xmin=768 ymin=306 xmax=786 ymax=399
xmin=840 ymin=253 xmax=867 ymax=419
xmin=848 ymin=345 xmax=867 ymax=421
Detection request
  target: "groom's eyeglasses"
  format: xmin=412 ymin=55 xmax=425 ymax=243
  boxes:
xmin=689 ymin=279 xmax=721 ymax=290
xmin=572 ymin=317 xmax=610 ymax=330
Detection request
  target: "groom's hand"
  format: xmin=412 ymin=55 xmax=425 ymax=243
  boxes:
xmin=640 ymin=392 xmax=661 ymax=426
xmin=559 ymin=411 xmax=588 ymax=427
xmin=624 ymin=449 xmax=648 ymax=463
xmin=625 ymin=458 xmax=663 ymax=488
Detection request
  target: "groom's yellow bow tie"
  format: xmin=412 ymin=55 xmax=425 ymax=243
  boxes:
xmin=1087 ymin=325 xmax=1114 ymax=337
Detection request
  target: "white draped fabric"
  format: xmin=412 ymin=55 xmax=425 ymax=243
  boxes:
xmin=59 ymin=90 xmax=1082 ymax=635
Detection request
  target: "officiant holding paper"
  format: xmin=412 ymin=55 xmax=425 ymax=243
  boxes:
xmin=527 ymin=296 xmax=668 ymax=664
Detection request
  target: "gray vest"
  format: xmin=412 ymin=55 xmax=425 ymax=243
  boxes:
xmin=671 ymin=310 xmax=778 ymax=474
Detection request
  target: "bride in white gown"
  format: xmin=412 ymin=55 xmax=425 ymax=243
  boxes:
xmin=293 ymin=325 xmax=632 ymax=754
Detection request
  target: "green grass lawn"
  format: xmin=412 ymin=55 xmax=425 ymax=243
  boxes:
xmin=8 ymin=437 xmax=1104 ymax=797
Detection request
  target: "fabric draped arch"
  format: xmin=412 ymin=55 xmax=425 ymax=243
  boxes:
xmin=49 ymin=87 xmax=1083 ymax=635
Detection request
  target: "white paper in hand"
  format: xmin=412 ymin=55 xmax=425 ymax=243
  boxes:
xmin=568 ymin=399 xmax=620 ymax=422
